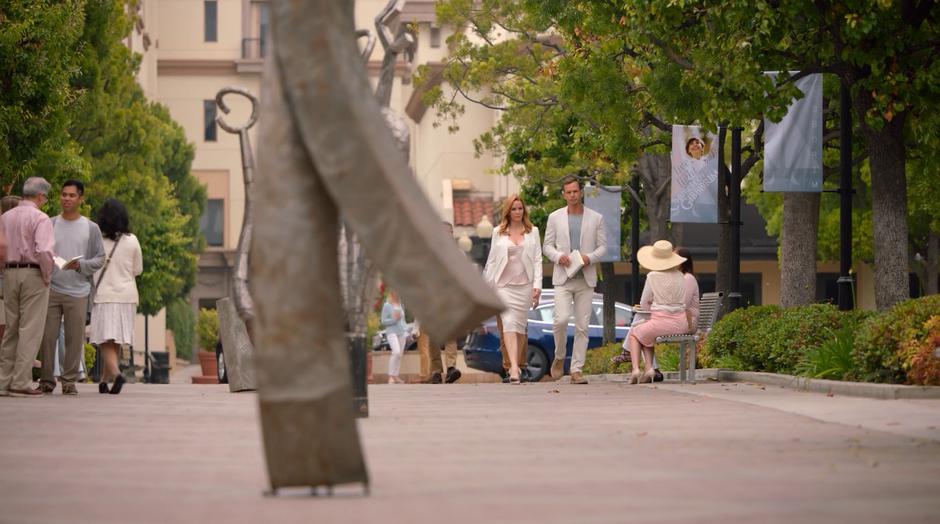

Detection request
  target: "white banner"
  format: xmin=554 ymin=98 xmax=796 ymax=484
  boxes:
xmin=584 ymin=185 xmax=621 ymax=262
xmin=763 ymin=73 xmax=823 ymax=192
xmin=670 ymin=125 xmax=719 ymax=223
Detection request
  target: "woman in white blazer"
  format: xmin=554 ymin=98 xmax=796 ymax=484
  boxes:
xmin=483 ymin=195 xmax=542 ymax=384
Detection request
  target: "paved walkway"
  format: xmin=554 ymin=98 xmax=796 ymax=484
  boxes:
xmin=1 ymin=380 xmax=938 ymax=523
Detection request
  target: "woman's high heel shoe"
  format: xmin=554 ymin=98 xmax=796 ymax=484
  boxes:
xmin=628 ymin=371 xmax=641 ymax=385
xmin=639 ymin=370 xmax=655 ymax=384
xmin=509 ymin=368 xmax=521 ymax=384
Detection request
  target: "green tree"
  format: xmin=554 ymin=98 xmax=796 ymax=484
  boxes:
xmin=67 ymin=0 xmax=203 ymax=314
xmin=0 ymin=0 xmax=87 ymax=189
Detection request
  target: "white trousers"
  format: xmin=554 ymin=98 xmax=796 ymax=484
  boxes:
xmin=387 ymin=332 xmax=406 ymax=378
xmin=552 ymin=276 xmax=593 ymax=373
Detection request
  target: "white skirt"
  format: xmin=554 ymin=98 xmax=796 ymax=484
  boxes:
xmin=497 ymin=284 xmax=531 ymax=334
xmin=90 ymin=302 xmax=137 ymax=346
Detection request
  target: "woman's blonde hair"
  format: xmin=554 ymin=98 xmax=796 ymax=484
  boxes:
xmin=497 ymin=194 xmax=533 ymax=235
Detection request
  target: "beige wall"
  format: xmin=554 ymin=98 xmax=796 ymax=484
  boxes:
xmin=158 ymin=0 xmax=242 ymax=60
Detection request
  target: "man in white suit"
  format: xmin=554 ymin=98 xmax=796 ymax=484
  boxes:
xmin=542 ymin=175 xmax=607 ymax=384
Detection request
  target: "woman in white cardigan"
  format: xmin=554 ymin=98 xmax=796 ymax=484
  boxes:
xmin=90 ymin=199 xmax=143 ymax=395
xmin=483 ymin=195 xmax=542 ymax=384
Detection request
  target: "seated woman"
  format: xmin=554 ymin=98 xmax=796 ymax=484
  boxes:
xmin=626 ymin=240 xmax=688 ymax=384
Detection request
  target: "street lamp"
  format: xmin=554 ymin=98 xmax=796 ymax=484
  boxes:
xmin=476 ymin=215 xmax=494 ymax=262
xmin=457 ymin=232 xmax=473 ymax=253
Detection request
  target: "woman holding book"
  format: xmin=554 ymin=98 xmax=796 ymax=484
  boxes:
xmin=625 ymin=240 xmax=688 ymax=384
xmin=482 ymin=195 xmax=542 ymax=384
xmin=90 ymin=199 xmax=143 ymax=395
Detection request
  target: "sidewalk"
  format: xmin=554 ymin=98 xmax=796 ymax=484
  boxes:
xmin=0 ymin=380 xmax=938 ymax=523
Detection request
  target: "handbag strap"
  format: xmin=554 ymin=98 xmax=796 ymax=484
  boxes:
xmin=95 ymin=235 xmax=122 ymax=291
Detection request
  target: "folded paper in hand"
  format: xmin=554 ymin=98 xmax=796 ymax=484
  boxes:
xmin=565 ymin=250 xmax=584 ymax=278
xmin=54 ymin=255 xmax=82 ymax=270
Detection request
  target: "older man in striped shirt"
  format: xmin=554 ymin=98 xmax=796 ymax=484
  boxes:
xmin=0 ymin=177 xmax=55 ymax=397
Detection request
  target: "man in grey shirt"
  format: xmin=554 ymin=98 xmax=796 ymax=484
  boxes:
xmin=39 ymin=180 xmax=105 ymax=395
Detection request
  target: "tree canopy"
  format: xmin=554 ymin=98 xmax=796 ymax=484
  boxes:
xmin=0 ymin=0 xmax=205 ymax=314
xmin=423 ymin=0 xmax=940 ymax=309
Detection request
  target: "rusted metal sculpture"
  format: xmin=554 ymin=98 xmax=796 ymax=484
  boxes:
xmin=214 ymin=87 xmax=259 ymax=392
xmin=252 ymin=1 xmax=502 ymax=494
xmin=215 ymin=86 xmax=258 ymax=326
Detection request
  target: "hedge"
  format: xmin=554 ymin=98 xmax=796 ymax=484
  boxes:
xmin=852 ymin=295 xmax=940 ymax=383
xmin=702 ymin=297 xmax=939 ymax=385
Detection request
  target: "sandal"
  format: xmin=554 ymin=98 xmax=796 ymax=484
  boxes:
xmin=610 ymin=352 xmax=630 ymax=365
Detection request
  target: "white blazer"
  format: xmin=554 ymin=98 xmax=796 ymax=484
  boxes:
xmin=542 ymin=207 xmax=607 ymax=287
xmin=482 ymin=226 xmax=543 ymax=290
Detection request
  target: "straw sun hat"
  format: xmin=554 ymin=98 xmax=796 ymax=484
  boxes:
xmin=637 ymin=240 xmax=686 ymax=271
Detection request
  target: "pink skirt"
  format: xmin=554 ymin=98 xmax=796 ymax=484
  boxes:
xmin=629 ymin=310 xmax=688 ymax=348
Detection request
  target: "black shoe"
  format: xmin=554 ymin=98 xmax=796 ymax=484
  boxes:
xmin=99 ymin=382 xmax=109 ymax=394
xmin=427 ymin=372 xmax=442 ymax=384
xmin=501 ymin=371 xmax=510 ymax=384
xmin=445 ymin=367 xmax=462 ymax=384
xmin=520 ymin=368 xmax=530 ymax=383
xmin=653 ymin=369 xmax=664 ymax=383
xmin=109 ymin=375 xmax=126 ymax=395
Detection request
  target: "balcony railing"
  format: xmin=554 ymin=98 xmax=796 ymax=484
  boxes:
xmin=241 ymin=38 xmax=267 ymax=60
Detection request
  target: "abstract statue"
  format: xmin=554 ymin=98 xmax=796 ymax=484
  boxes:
xmin=214 ymin=87 xmax=259 ymax=392
xmin=252 ymin=1 xmax=502 ymax=494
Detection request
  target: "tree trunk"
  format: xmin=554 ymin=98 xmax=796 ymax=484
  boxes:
xmin=635 ymin=152 xmax=679 ymax=244
xmin=857 ymin=108 xmax=910 ymax=310
xmin=779 ymin=192 xmax=820 ymax=307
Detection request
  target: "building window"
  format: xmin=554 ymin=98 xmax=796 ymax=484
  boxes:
xmin=203 ymin=100 xmax=217 ymax=142
xmin=201 ymin=199 xmax=224 ymax=247
xmin=430 ymin=26 xmax=441 ymax=48
xmin=204 ymin=0 xmax=218 ymax=42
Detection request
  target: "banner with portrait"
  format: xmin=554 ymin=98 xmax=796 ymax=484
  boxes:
xmin=670 ymin=125 xmax=719 ymax=223
xmin=584 ymin=185 xmax=621 ymax=262
xmin=763 ymin=72 xmax=823 ymax=192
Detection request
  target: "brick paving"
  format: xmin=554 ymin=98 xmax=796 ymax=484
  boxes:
xmin=1 ymin=379 xmax=938 ymax=523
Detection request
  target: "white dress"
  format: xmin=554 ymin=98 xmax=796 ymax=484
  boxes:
xmin=496 ymin=244 xmax=532 ymax=334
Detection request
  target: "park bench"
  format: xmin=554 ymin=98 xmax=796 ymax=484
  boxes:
xmin=656 ymin=291 xmax=724 ymax=384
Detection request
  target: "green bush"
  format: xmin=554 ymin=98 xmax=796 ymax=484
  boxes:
xmin=582 ymin=342 xmax=626 ymax=375
xmin=83 ymin=343 xmax=96 ymax=381
xmin=852 ymin=295 xmax=940 ymax=383
xmin=703 ymin=304 xmax=872 ymax=375
xmin=902 ymin=315 xmax=940 ymax=386
xmin=796 ymin=326 xmax=856 ymax=380
xmin=197 ymin=308 xmax=219 ymax=353
xmin=166 ymin=298 xmax=195 ymax=362
xmin=700 ymin=305 xmax=780 ymax=370
xmin=581 ymin=342 xmax=680 ymax=375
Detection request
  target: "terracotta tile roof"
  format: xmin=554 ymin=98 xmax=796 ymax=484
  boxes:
xmin=452 ymin=196 xmax=495 ymax=227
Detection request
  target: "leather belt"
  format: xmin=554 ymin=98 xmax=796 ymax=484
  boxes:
xmin=5 ymin=262 xmax=40 ymax=269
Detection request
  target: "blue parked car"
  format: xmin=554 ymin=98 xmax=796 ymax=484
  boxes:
xmin=463 ymin=291 xmax=634 ymax=381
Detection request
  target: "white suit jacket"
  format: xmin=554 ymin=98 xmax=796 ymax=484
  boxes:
xmin=482 ymin=226 xmax=543 ymax=291
xmin=542 ymin=207 xmax=607 ymax=287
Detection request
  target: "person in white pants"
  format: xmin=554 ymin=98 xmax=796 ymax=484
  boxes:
xmin=381 ymin=290 xmax=408 ymax=384
xmin=542 ymin=175 xmax=607 ymax=385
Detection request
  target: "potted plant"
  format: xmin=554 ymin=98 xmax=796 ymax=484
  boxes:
xmin=196 ymin=308 xmax=219 ymax=381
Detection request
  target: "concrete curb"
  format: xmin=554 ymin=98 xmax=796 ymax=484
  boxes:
xmin=587 ymin=369 xmax=940 ymax=400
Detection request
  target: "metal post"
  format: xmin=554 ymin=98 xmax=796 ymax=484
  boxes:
xmin=144 ymin=315 xmax=150 ymax=383
xmin=630 ymin=172 xmax=641 ymax=304
xmin=838 ymin=83 xmax=854 ymax=311
xmin=728 ymin=128 xmax=743 ymax=312
xmin=347 ymin=333 xmax=368 ymax=417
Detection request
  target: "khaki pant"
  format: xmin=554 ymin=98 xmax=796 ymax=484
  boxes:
xmin=428 ymin=337 xmax=458 ymax=376
xmin=552 ymin=276 xmax=593 ymax=374
xmin=419 ymin=332 xmax=459 ymax=377
xmin=498 ymin=316 xmax=527 ymax=373
xmin=40 ymin=290 xmax=88 ymax=388
xmin=0 ymin=268 xmax=50 ymax=391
